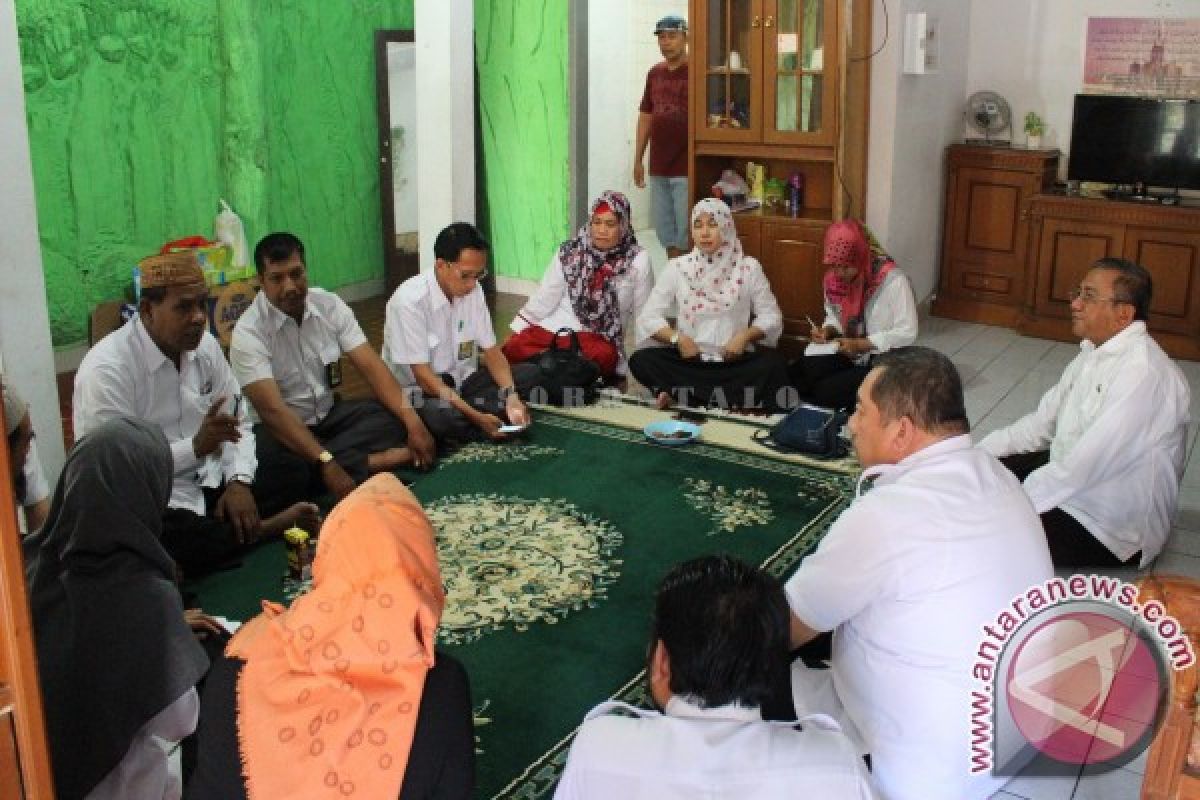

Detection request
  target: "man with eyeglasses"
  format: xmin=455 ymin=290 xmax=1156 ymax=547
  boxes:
xmin=3 ymin=381 xmax=50 ymax=535
xmin=230 ymin=232 xmax=437 ymax=507
xmin=383 ymin=222 xmax=536 ymax=443
xmin=980 ymin=257 xmax=1190 ymax=567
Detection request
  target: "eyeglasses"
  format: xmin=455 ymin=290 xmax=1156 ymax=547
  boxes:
xmin=1068 ymin=287 xmax=1127 ymax=306
xmin=448 ymin=263 xmax=488 ymax=282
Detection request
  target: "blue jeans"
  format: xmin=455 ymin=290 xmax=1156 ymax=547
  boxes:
xmin=648 ymin=175 xmax=689 ymax=251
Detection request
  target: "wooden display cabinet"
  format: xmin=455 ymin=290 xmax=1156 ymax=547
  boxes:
xmin=932 ymin=145 xmax=1059 ymax=326
xmin=688 ymin=0 xmax=870 ymax=341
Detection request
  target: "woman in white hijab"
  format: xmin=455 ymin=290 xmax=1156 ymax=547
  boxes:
xmin=631 ymin=198 xmax=789 ymax=411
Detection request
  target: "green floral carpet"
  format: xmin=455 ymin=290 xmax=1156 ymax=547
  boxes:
xmin=187 ymin=410 xmax=855 ymax=798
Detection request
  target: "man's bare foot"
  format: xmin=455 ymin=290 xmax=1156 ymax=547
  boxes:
xmin=260 ymin=502 xmax=322 ymax=539
xmin=367 ymin=446 xmax=414 ymax=473
xmin=655 ymin=391 xmax=672 ymax=411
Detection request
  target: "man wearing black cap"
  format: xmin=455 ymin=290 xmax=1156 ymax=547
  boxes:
xmin=634 ymin=15 xmax=689 ymax=260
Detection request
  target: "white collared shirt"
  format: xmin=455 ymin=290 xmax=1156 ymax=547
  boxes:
xmin=979 ymin=321 xmax=1191 ymax=565
xmin=785 ymin=436 xmax=1053 ymax=800
xmin=73 ymin=317 xmax=256 ymax=514
xmin=20 ymin=439 xmax=49 ymax=507
xmin=230 ymin=289 xmax=367 ymax=425
xmin=635 ymin=256 xmax=783 ymax=352
xmin=511 ymin=250 xmax=654 ymax=374
xmin=554 ymin=695 xmax=877 ymax=799
xmin=821 ymin=269 xmax=919 ymax=358
xmin=382 ymin=272 xmax=496 ymax=388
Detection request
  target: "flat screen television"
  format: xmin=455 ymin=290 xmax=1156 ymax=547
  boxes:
xmin=1067 ymin=94 xmax=1200 ymax=193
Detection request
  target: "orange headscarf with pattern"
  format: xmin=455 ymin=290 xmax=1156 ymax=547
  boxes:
xmin=227 ymin=474 xmax=445 ymax=799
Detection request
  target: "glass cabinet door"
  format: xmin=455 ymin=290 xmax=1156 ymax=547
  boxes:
xmin=699 ymin=0 xmax=762 ymax=140
xmin=766 ymin=0 xmax=836 ymax=144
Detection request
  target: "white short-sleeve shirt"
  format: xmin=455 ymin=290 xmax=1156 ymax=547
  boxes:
xmin=230 ymin=288 xmax=368 ymax=426
xmin=554 ymin=697 xmax=878 ymax=799
xmin=382 ymin=272 xmax=497 ymax=389
xmin=785 ymin=436 xmax=1053 ymax=800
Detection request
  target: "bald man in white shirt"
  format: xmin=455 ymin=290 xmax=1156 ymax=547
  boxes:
xmin=980 ymin=258 xmax=1190 ymax=568
xmin=785 ymin=347 xmax=1053 ymax=800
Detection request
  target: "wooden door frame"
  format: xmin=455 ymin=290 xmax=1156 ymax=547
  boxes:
xmin=374 ymin=30 xmax=419 ymax=296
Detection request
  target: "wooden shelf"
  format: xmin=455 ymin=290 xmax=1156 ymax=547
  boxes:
xmin=733 ymin=206 xmax=832 ymax=224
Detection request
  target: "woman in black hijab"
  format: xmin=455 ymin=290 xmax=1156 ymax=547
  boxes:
xmin=23 ymin=416 xmax=209 ymax=799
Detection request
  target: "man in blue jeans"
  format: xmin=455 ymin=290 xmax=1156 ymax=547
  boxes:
xmin=634 ymin=14 xmax=689 ymax=259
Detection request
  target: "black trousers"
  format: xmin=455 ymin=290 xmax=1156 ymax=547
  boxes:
xmin=253 ymin=398 xmax=409 ymax=510
xmin=627 ymin=347 xmax=792 ymax=412
xmin=788 ymin=354 xmax=871 ymax=411
xmin=161 ymin=480 xmax=288 ymax=579
xmin=999 ymin=451 xmax=1135 ymax=568
xmin=185 ymin=651 xmax=475 ymax=799
xmin=414 ymin=363 xmax=542 ymax=444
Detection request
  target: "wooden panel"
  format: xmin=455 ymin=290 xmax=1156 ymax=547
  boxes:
xmin=965 ymin=183 xmax=1019 ymax=252
xmin=1124 ymin=227 xmax=1200 ymax=329
xmin=0 ymin=698 xmax=25 ymax=800
xmin=735 ymin=215 xmax=763 ymax=263
xmin=961 ymin=271 xmax=1012 ymax=295
xmin=762 ymin=221 xmax=826 ymax=332
xmin=1033 ymin=218 xmax=1122 ymax=318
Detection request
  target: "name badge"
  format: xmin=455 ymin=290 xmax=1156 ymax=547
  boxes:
xmin=457 ymin=340 xmax=476 ymax=361
xmin=325 ymin=360 xmax=343 ymax=388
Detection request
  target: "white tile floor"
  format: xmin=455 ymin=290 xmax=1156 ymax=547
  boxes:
xmin=916 ymin=315 xmax=1200 ymax=800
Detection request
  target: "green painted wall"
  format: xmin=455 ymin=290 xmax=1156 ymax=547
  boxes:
xmin=17 ymin=0 xmax=414 ymax=346
xmin=17 ymin=0 xmax=567 ymax=346
xmin=475 ymin=0 xmax=570 ymax=282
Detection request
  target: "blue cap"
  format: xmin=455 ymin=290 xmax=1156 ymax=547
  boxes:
xmin=654 ymin=15 xmax=687 ymax=34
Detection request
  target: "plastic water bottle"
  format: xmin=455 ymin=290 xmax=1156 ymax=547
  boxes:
xmin=788 ymin=172 xmax=806 ymax=216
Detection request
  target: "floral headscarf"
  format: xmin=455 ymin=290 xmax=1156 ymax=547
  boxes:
xmin=559 ymin=190 xmax=643 ymax=351
xmin=677 ymin=198 xmax=751 ymax=329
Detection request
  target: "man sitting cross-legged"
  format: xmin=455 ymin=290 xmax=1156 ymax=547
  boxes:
xmin=554 ymin=555 xmax=877 ymax=799
xmin=73 ymin=252 xmax=318 ymax=579
xmin=383 ymin=222 xmax=537 ymax=444
xmin=980 ymin=257 xmax=1190 ymax=568
xmin=785 ymin=347 xmax=1052 ymax=800
xmin=230 ymin=232 xmax=437 ymax=505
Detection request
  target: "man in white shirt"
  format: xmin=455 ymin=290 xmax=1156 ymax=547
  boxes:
xmin=74 ymin=252 xmax=317 ymax=578
xmin=786 ymin=347 xmax=1053 ymax=800
xmin=231 ymin=232 xmax=436 ymax=505
xmin=980 ymin=258 xmax=1190 ymax=567
xmin=555 ymin=555 xmax=877 ymax=800
xmin=3 ymin=382 xmax=50 ymax=534
xmin=383 ymin=222 xmax=536 ymax=443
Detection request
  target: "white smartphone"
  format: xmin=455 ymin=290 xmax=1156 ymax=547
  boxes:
xmin=497 ymin=424 xmax=528 ymax=434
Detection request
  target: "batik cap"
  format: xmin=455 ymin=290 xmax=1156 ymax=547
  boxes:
xmin=654 ymin=15 xmax=687 ymax=34
xmin=139 ymin=251 xmax=205 ymax=289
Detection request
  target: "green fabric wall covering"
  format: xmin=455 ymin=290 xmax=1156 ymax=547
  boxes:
xmin=16 ymin=0 xmax=414 ymax=346
xmin=475 ymin=0 xmax=569 ymax=282
xmin=17 ymin=0 xmax=567 ymax=346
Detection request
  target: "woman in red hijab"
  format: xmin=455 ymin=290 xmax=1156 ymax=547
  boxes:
xmin=788 ymin=219 xmax=917 ymax=410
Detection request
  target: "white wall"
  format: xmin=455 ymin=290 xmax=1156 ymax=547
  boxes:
xmin=414 ymin=0 xmax=474 ymax=273
xmin=867 ymin=0 xmax=972 ymax=305
xmin=0 ymin=0 xmax=64 ymax=483
xmin=965 ymin=0 xmax=1198 ymax=172
xmin=588 ymin=0 xmax=687 ymax=232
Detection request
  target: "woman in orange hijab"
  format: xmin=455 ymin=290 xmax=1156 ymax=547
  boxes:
xmin=187 ymin=474 xmax=474 ymax=799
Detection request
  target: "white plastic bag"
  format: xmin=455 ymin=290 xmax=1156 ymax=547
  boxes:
xmin=214 ymin=199 xmax=249 ymax=269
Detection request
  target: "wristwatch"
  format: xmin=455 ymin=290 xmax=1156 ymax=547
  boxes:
xmin=317 ymin=450 xmax=335 ymax=465
xmin=669 ymin=330 xmax=680 ymax=347
xmin=498 ymin=386 xmax=517 ymax=402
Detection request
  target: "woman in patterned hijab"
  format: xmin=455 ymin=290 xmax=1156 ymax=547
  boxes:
xmin=631 ymin=198 xmax=790 ymax=411
xmin=187 ymin=474 xmax=475 ymax=799
xmin=504 ymin=190 xmax=654 ymax=378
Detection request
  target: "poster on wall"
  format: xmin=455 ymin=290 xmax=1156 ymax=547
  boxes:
xmin=1083 ymin=17 xmax=1200 ymax=95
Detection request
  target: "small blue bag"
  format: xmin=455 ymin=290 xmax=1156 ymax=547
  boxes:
xmin=753 ymin=404 xmax=848 ymax=459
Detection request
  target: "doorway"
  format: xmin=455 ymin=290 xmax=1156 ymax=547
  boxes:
xmin=375 ymin=30 xmax=419 ymax=296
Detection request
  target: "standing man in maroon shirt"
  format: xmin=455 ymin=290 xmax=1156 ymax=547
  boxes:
xmin=634 ymin=15 xmax=689 ymax=260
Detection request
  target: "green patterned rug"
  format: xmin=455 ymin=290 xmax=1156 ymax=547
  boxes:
xmin=187 ymin=409 xmax=855 ymax=798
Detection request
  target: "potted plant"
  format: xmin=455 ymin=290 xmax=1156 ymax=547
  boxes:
xmin=1024 ymin=112 xmax=1045 ymax=149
